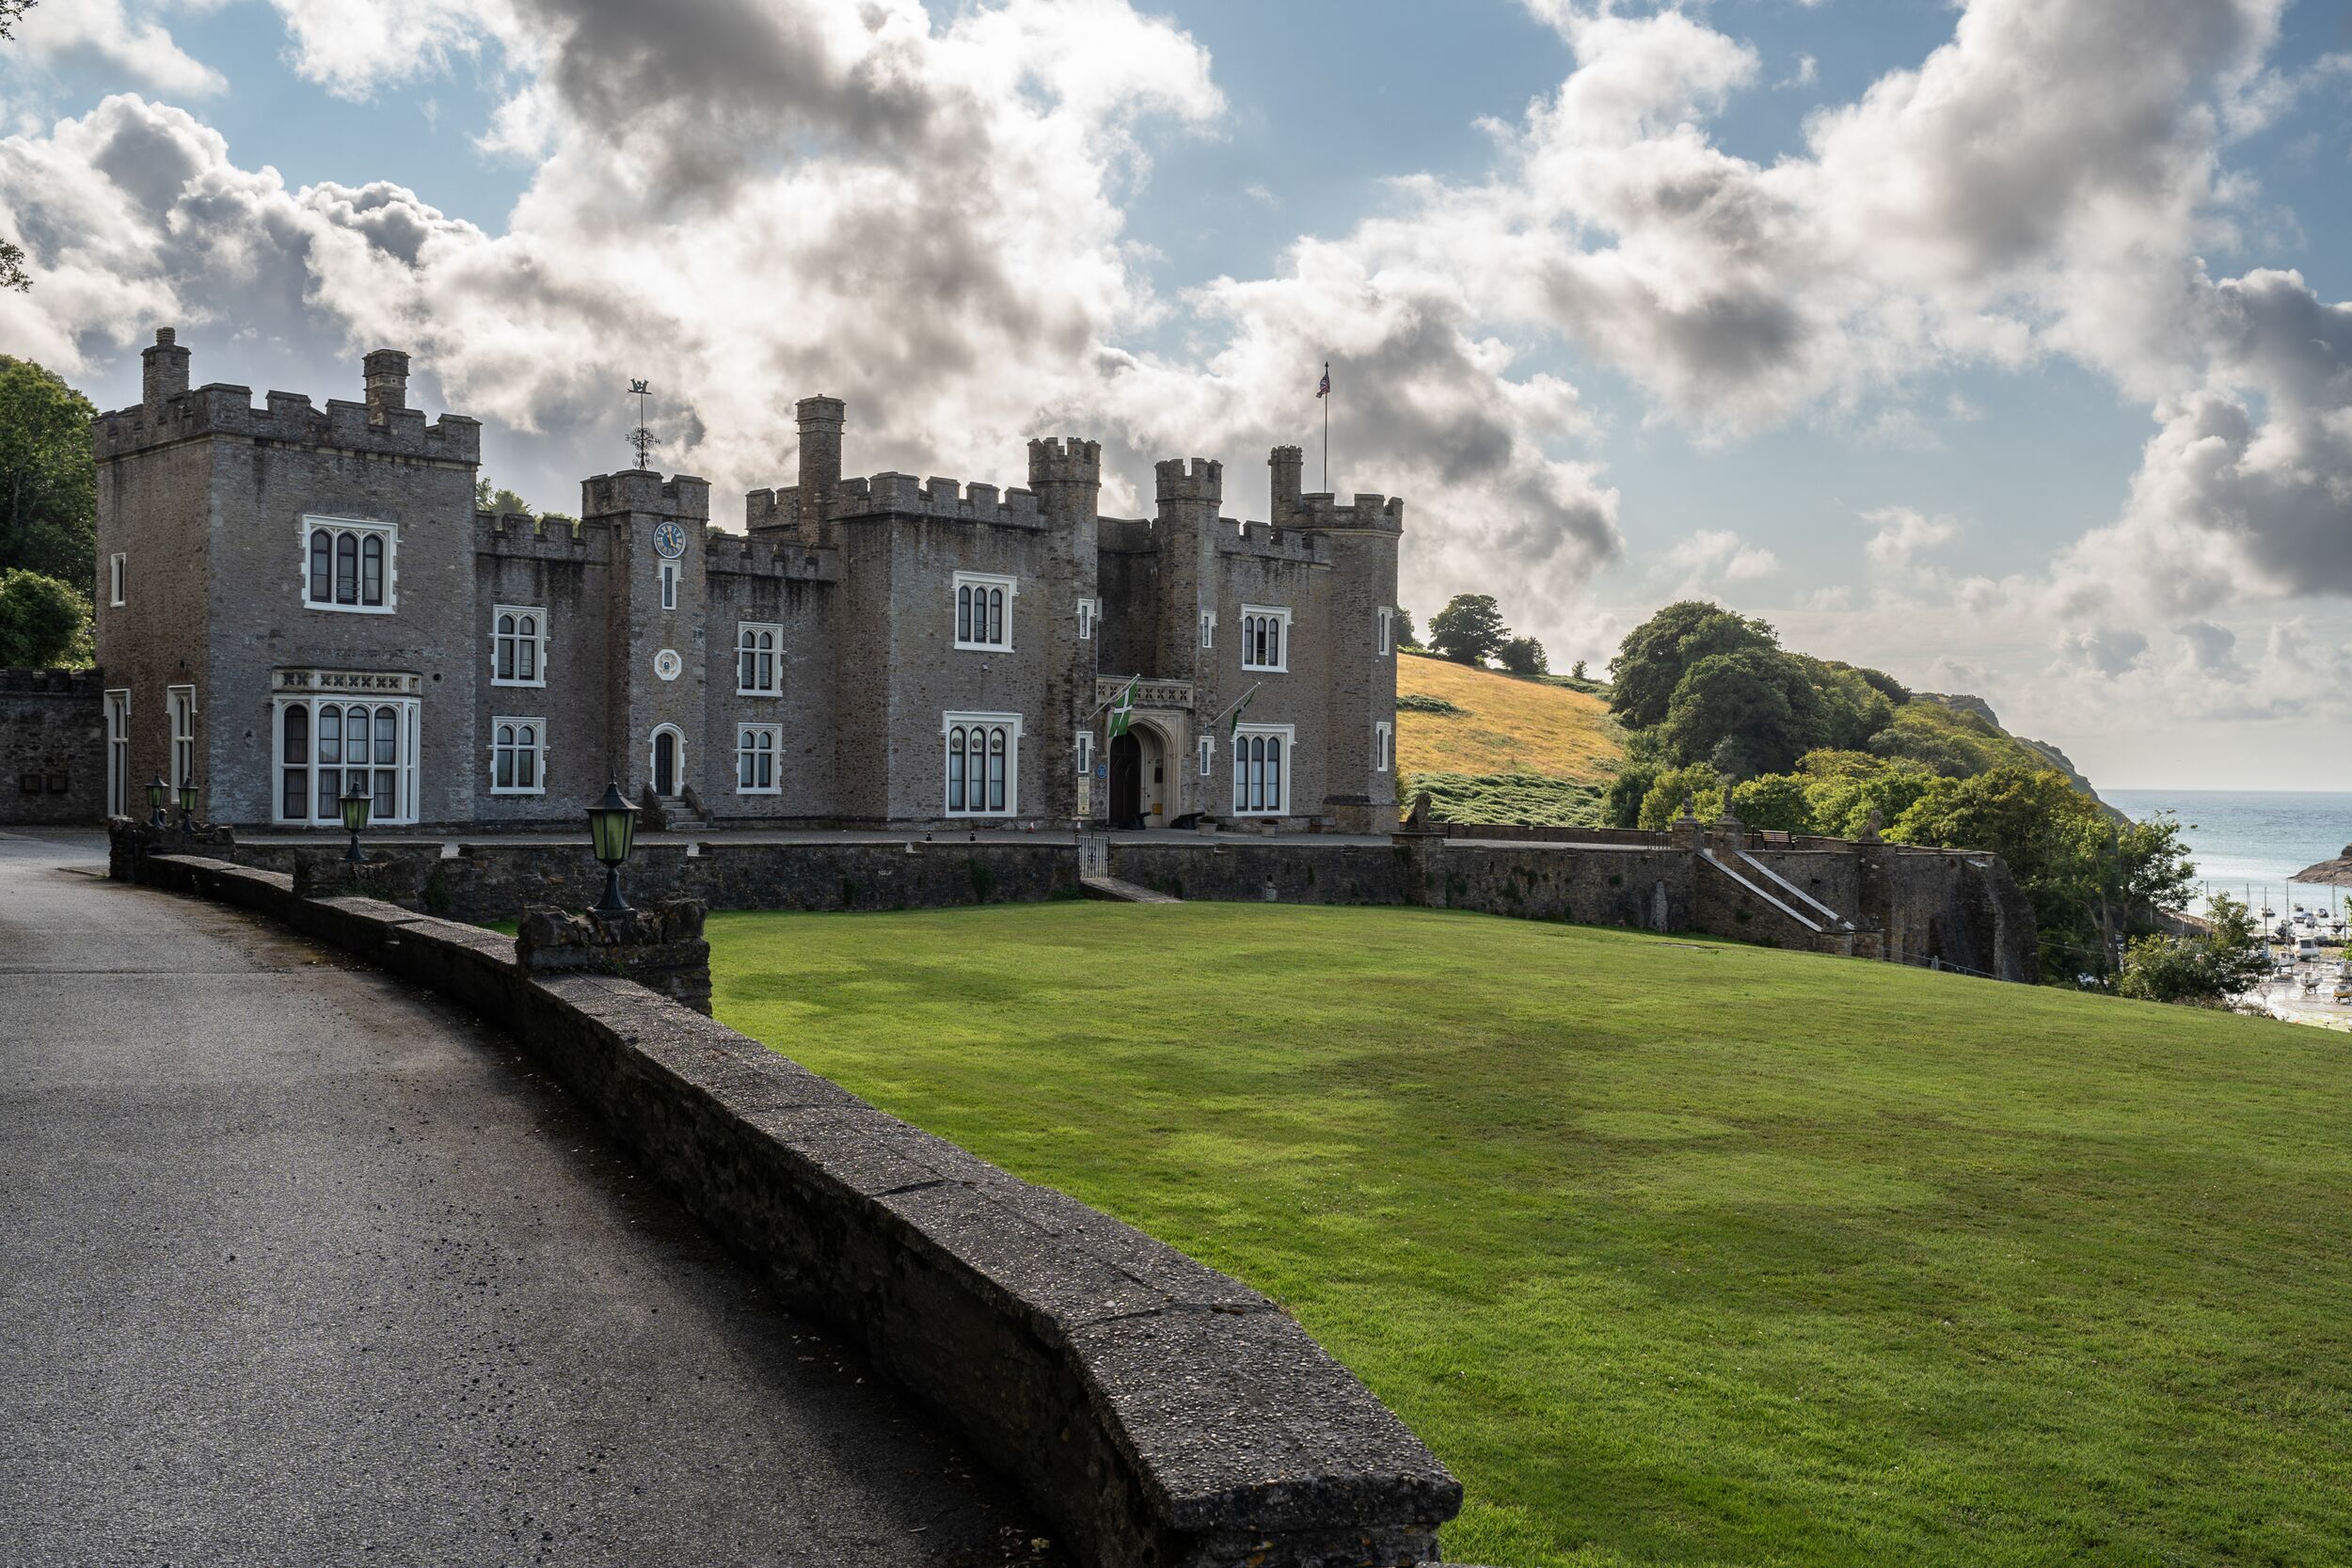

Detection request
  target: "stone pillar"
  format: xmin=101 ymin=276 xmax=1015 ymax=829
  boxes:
xmin=141 ymin=328 xmax=190 ymax=409
xmin=1394 ymin=828 xmax=1449 ymax=909
xmin=1268 ymin=445 xmax=1304 ymax=527
xmin=363 ymin=349 xmax=410 ymax=425
xmin=516 ymin=898 xmax=713 ymax=1014
xmin=796 ymin=395 xmax=845 ymax=546
xmin=1666 ymin=802 xmax=1702 ymax=852
xmin=1030 ymin=437 xmax=1103 ymax=823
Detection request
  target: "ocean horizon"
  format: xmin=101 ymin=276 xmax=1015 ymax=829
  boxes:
xmin=2106 ymin=789 xmax=2352 ymax=914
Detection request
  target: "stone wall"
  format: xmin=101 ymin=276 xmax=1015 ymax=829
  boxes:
xmin=0 ymin=669 xmax=105 ymax=825
xmin=114 ymin=826 xmax=1461 ymax=1568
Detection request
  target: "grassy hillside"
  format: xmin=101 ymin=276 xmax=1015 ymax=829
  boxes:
xmin=1397 ymin=653 xmax=1621 ymax=823
xmin=715 ymin=904 xmax=2352 ymax=1568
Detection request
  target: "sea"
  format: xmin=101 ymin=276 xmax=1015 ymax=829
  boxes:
xmin=2106 ymin=790 xmax=2352 ymax=916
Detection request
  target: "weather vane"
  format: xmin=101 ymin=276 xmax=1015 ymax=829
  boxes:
xmin=628 ymin=379 xmax=656 ymax=470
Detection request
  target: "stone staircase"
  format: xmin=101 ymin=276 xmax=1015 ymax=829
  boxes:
xmin=1080 ymin=874 xmax=1181 ymax=904
xmin=659 ymin=793 xmax=712 ymax=833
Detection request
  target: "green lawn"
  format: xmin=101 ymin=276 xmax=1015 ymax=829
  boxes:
xmin=709 ymin=903 xmax=2352 ymax=1568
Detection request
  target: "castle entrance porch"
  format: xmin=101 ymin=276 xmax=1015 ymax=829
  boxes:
xmin=1107 ymin=721 xmax=1169 ymax=829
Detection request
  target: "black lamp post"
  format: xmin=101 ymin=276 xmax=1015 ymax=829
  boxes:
xmin=587 ymin=781 xmax=639 ymax=917
xmin=340 ymin=782 xmax=373 ymax=863
xmin=145 ymin=774 xmax=169 ymax=829
xmin=178 ymin=777 xmax=199 ymax=840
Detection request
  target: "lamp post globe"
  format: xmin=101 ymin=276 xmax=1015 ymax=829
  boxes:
xmin=340 ymin=783 xmax=373 ymax=864
xmin=586 ymin=781 xmax=639 ymax=917
xmin=145 ymin=774 xmax=169 ymax=829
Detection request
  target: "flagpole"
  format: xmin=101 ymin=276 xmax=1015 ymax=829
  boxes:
xmin=1322 ymin=360 xmax=1330 ymax=493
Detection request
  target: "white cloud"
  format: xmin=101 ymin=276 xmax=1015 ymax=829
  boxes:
xmin=13 ymin=0 xmax=225 ymax=96
xmin=1863 ymin=506 xmax=1961 ymax=569
xmin=1658 ymin=528 xmax=1778 ymax=594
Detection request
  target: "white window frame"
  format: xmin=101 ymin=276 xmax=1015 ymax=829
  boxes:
xmin=1231 ymin=722 xmax=1295 ymax=816
xmin=1241 ymin=605 xmax=1291 ymax=673
xmin=299 ymin=515 xmax=397 ymax=614
xmin=1074 ymin=731 xmax=1094 ymax=777
xmin=109 ymin=553 xmax=126 ymax=607
xmin=943 ymin=710 xmax=1022 ymax=816
xmin=167 ymin=685 xmax=197 ymax=793
xmin=491 ymin=605 xmax=548 ymax=689
xmin=1197 ymin=736 xmax=1213 ymax=778
xmin=660 ymin=560 xmax=679 ymax=612
xmin=1377 ymin=605 xmax=1393 ymax=657
xmin=737 ymin=723 xmax=781 ymax=795
xmin=954 ymin=572 xmax=1017 ymax=652
xmin=1374 ymin=720 xmax=1393 ymax=773
xmin=1076 ymin=597 xmax=1099 ymax=641
xmin=272 ymin=695 xmax=421 ymax=826
xmin=737 ymin=622 xmax=782 ymax=696
xmin=489 ymin=717 xmax=548 ymax=796
xmin=1200 ymin=609 xmax=1216 ymax=650
xmin=103 ymin=689 xmax=129 ymax=817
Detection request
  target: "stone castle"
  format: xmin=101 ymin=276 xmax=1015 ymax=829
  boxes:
xmin=82 ymin=330 xmax=1402 ymax=832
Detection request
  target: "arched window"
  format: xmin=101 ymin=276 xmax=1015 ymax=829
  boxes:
xmin=957 ymin=586 xmax=973 ymax=645
xmin=334 ymin=532 xmax=358 ymax=605
xmin=496 ymin=613 xmax=516 ymax=681
xmin=738 ymin=623 xmax=780 ymax=694
xmin=303 ymin=520 xmax=396 ymax=611
xmin=1232 ymin=729 xmax=1289 ymax=815
xmin=491 ymin=716 xmax=547 ymax=795
xmin=359 ymin=534 xmax=384 ymax=605
xmin=987 ymin=726 xmax=1008 ymax=813
xmin=987 ymin=588 xmax=1004 ymax=645
xmin=737 ymin=724 xmax=780 ymax=792
xmin=947 ymin=726 xmax=968 ymax=812
xmin=952 ymin=574 xmax=1016 ymax=649
xmin=316 ymin=704 xmax=342 ymax=817
xmin=944 ymin=714 xmax=1021 ymax=816
xmin=492 ymin=606 xmax=547 ymax=686
xmin=309 ymin=531 xmax=331 ymax=604
xmin=373 ymin=706 xmax=399 ymax=816
xmin=1242 ymin=607 xmax=1291 ymax=672
xmin=281 ymin=703 xmax=309 ymax=821
xmin=516 ymin=615 xmax=537 ymax=681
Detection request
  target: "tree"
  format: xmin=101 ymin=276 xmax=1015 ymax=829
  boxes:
xmin=1394 ymin=608 xmax=1420 ymax=650
xmin=0 ymin=356 xmax=98 ymax=589
xmin=1729 ymin=774 xmax=1815 ymax=834
xmin=1607 ymin=600 xmax=1777 ymax=730
xmin=2117 ymin=894 xmax=2268 ymax=1006
xmin=476 ymin=479 xmax=534 ymax=516
xmin=1636 ymin=763 xmax=1724 ymax=831
xmin=1428 ymin=594 xmax=1509 ymax=666
xmin=1891 ymin=767 xmax=2114 ymax=981
xmin=1601 ymin=760 xmax=1660 ymax=829
xmin=1569 ymin=659 xmax=1587 ymax=680
xmin=1656 ymin=647 xmax=1825 ymax=776
xmin=0 ymin=567 xmax=88 ymax=666
xmin=1496 ymin=635 xmax=1547 ymax=676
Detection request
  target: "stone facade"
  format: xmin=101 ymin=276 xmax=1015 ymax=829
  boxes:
xmin=87 ymin=330 xmax=1402 ymax=832
xmin=1 ymin=670 xmax=106 ymax=824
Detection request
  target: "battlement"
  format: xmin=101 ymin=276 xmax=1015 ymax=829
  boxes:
xmin=1224 ymin=519 xmax=1328 ymax=564
xmin=92 ymin=332 xmax=481 ymax=465
xmin=701 ymin=529 xmax=841 ymax=582
xmin=1027 ymin=436 xmax=1101 ymax=487
xmin=0 ymin=667 xmax=104 ymax=697
xmin=1290 ymin=490 xmax=1405 ymax=534
xmin=746 ymin=486 xmax=801 ymax=533
xmin=474 ymin=510 xmax=603 ymax=562
xmin=830 ymin=471 xmax=1042 ymax=529
xmin=1154 ymin=456 xmax=1223 ymax=504
xmin=580 ymin=470 xmax=711 ymax=521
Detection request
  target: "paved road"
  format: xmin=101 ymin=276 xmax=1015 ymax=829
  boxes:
xmin=0 ymin=830 xmax=1057 ymax=1568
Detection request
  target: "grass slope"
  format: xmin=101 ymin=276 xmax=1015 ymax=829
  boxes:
xmin=1397 ymin=653 xmax=1622 ymax=781
xmin=713 ymin=903 xmax=2352 ymax=1568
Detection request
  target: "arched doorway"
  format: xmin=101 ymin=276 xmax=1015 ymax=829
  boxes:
xmin=1107 ymin=732 xmax=1142 ymax=829
xmin=651 ymin=726 xmax=682 ymax=796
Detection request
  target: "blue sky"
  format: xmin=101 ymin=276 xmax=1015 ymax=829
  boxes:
xmin=4 ymin=0 xmax=2349 ymax=787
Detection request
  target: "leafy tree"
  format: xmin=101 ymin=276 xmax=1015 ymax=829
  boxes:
xmin=476 ymin=479 xmax=534 ymax=516
xmin=1729 ymin=773 xmax=1815 ymax=833
xmin=0 ymin=567 xmax=89 ymax=665
xmin=1791 ymin=655 xmax=1897 ymax=752
xmin=1428 ymin=594 xmax=1509 ymax=666
xmin=1608 ymin=600 xmax=1778 ymax=730
xmin=1800 ymin=758 xmax=1939 ymax=839
xmin=1393 ymin=608 xmax=1420 ymax=650
xmin=2118 ymin=895 xmax=2268 ymax=1006
xmin=1891 ymin=768 xmax=2112 ymax=980
xmin=1497 ymin=635 xmax=1548 ymax=676
xmin=1635 ymin=763 xmax=1724 ymax=831
xmin=1657 ymin=647 xmax=1825 ymax=776
xmin=0 ymin=356 xmax=98 ymax=589
xmin=1600 ymin=760 xmax=1660 ymax=829
xmin=1569 ymin=659 xmax=1587 ymax=680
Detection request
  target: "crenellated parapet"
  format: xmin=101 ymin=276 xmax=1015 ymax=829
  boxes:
xmin=1028 ymin=436 xmax=1101 ymax=487
xmin=1223 ymin=520 xmax=1329 ymax=564
xmin=580 ymin=469 xmax=710 ymax=521
xmin=1153 ymin=456 xmax=1223 ymax=504
xmin=474 ymin=510 xmax=605 ymax=562
xmin=829 ymin=471 xmax=1043 ymax=529
xmin=1290 ymin=491 xmax=1406 ymax=535
xmin=701 ymin=528 xmax=841 ymax=581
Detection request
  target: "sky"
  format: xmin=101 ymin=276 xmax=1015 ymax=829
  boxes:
xmin=1 ymin=0 xmax=2348 ymax=790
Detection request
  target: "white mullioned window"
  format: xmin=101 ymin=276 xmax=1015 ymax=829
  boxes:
xmin=944 ymin=712 xmax=1021 ymax=816
xmin=660 ymin=560 xmax=678 ymax=611
xmin=1232 ymin=723 xmax=1295 ymax=816
xmin=1200 ymin=610 xmax=1216 ymax=650
xmin=954 ymin=572 xmax=1017 ymax=651
xmin=490 ymin=718 xmax=547 ymax=795
xmin=1377 ymin=606 xmax=1393 ymax=657
xmin=167 ymin=686 xmax=197 ymax=792
xmin=109 ymin=553 xmax=126 ymax=607
xmin=738 ymin=623 xmax=781 ymax=695
xmin=737 ymin=724 xmax=781 ymax=793
xmin=301 ymin=516 xmax=395 ymax=612
xmin=1241 ymin=606 xmax=1291 ymax=672
xmin=274 ymin=697 xmax=419 ymax=824
xmin=1198 ymin=736 xmax=1213 ymax=778
xmin=103 ymin=689 xmax=129 ymax=816
xmin=1375 ymin=721 xmax=1393 ymax=772
xmin=492 ymin=606 xmax=548 ymax=687
xmin=1077 ymin=597 xmax=1099 ymax=641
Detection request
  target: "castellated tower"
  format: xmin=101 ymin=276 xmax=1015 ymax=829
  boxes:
xmin=1150 ymin=456 xmax=1222 ymax=685
xmin=1028 ymin=436 xmax=1102 ymax=820
xmin=795 ymin=396 xmax=845 ymax=546
xmin=1268 ymin=445 xmax=1306 ymax=528
xmin=582 ymin=468 xmax=712 ymax=799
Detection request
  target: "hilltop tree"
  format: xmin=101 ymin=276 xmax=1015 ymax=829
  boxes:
xmin=0 ymin=567 xmax=88 ymax=666
xmin=1429 ymin=594 xmax=1509 ymax=666
xmin=1608 ymin=601 xmax=1777 ymax=730
xmin=476 ymin=479 xmax=533 ymax=516
xmin=1497 ymin=635 xmax=1548 ymax=676
xmin=1394 ymin=607 xmax=1420 ymax=650
xmin=1657 ymin=647 xmax=1826 ymax=777
xmin=0 ymin=356 xmax=97 ymax=589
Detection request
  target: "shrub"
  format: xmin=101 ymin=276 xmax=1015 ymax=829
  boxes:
xmin=1396 ymin=693 xmax=1465 ymax=716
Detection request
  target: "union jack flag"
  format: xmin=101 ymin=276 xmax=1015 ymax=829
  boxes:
xmin=1316 ymin=365 xmax=1330 ymax=399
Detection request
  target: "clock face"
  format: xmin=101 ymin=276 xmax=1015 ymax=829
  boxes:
xmin=652 ymin=519 xmax=688 ymax=560
xmin=654 ymin=648 xmax=682 ymax=682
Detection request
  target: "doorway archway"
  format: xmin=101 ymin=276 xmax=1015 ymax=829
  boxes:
xmin=650 ymin=725 xmax=683 ymax=797
xmin=1108 ymin=732 xmax=1142 ymax=829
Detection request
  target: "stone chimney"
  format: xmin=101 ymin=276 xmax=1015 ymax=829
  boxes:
xmin=142 ymin=327 xmax=190 ymax=409
xmin=1269 ymin=444 xmax=1304 ymax=526
xmin=796 ymin=396 xmax=845 ymax=527
xmin=363 ymin=349 xmax=409 ymax=425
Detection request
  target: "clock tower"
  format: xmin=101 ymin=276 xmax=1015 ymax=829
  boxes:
xmin=582 ymin=467 xmax=710 ymax=804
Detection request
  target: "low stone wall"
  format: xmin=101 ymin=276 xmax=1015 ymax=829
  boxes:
xmin=517 ymin=900 xmax=713 ymax=1014
xmin=0 ymin=668 xmax=105 ymax=826
xmin=1110 ymin=840 xmax=1409 ymax=905
xmin=110 ymin=824 xmax=1459 ymax=1568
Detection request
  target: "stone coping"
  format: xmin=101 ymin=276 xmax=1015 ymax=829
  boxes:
xmin=117 ymin=838 xmax=1461 ymax=1568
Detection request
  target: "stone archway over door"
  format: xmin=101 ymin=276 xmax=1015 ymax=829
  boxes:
xmin=652 ymin=727 xmax=682 ymax=796
xmin=1108 ymin=733 xmax=1142 ymax=830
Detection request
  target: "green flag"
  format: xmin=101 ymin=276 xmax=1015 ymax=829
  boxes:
xmin=1107 ymin=677 xmax=1136 ymax=739
xmin=1227 ymin=687 xmax=1253 ymax=739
